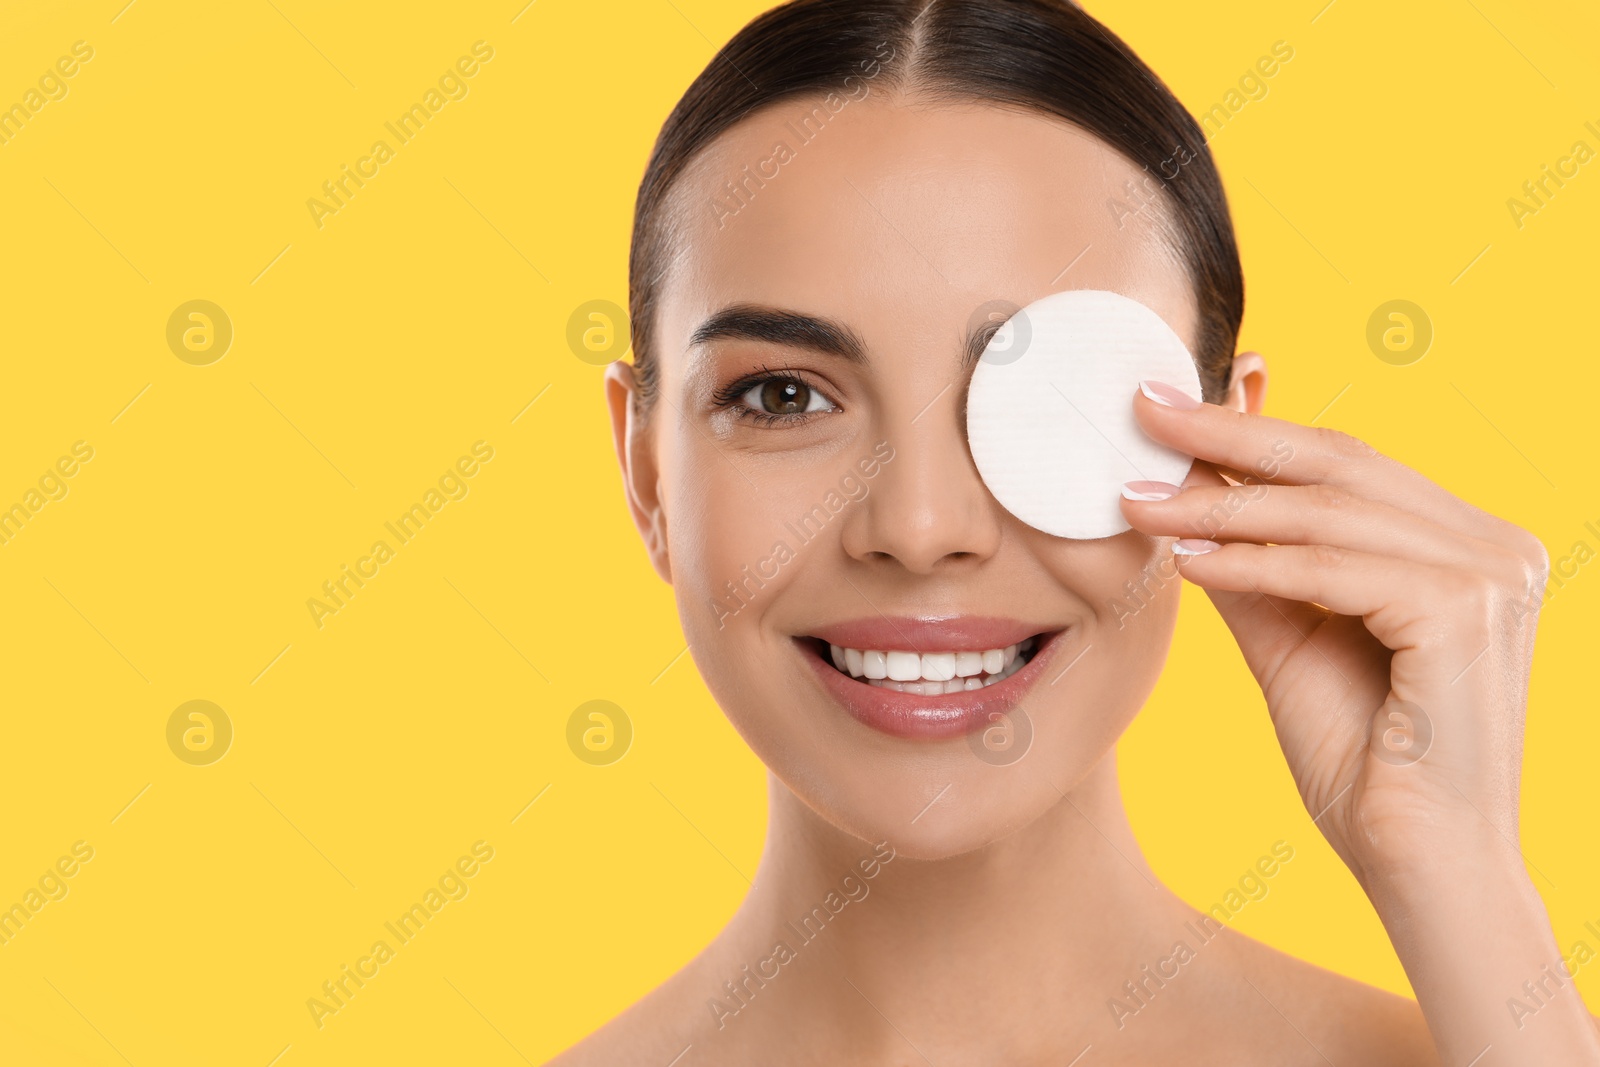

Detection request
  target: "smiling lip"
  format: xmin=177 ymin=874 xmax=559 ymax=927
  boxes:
xmin=796 ymin=616 xmax=1068 ymax=740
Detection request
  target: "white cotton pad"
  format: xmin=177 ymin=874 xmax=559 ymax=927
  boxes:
xmin=965 ymin=289 xmax=1202 ymax=540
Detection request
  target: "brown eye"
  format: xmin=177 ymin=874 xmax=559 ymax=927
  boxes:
xmin=760 ymin=378 xmax=809 ymax=413
xmin=738 ymin=376 xmax=833 ymax=417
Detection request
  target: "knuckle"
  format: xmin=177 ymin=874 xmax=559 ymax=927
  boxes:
xmin=1473 ymin=525 xmax=1550 ymax=606
xmin=1315 ymin=427 xmax=1378 ymax=463
xmin=1309 ymin=482 xmax=1354 ymax=512
xmin=1491 ymin=545 xmax=1541 ymax=596
xmin=1509 ymin=528 xmax=1551 ymax=585
xmin=1309 ymin=543 xmax=1347 ymax=569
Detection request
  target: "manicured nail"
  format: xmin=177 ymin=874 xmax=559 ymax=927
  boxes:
xmin=1121 ymin=480 xmax=1181 ymax=501
xmin=1139 ymin=380 xmax=1202 ymax=410
xmin=1172 ymin=538 xmax=1222 ymax=556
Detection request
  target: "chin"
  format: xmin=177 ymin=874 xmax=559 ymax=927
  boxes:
xmin=747 ymin=711 xmax=1127 ymax=862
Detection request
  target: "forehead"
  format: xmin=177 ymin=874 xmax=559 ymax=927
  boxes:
xmin=656 ymin=94 xmax=1197 ymax=370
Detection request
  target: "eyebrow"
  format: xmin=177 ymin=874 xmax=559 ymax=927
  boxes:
xmin=689 ymin=304 xmax=867 ymax=364
xmin=689 ymin=302 xmax=1008 ymax=370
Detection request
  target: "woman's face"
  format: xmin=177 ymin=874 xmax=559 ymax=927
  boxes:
xmin=612 ymin=95 xmax=1208 ymax=859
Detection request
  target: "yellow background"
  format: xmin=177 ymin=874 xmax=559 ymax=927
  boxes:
xmin=1 ymin=0 xmax=1596 ymax=1062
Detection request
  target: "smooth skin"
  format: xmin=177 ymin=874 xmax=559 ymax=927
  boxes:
xmin=557 ymin=89 xmax=1599 ymax=1065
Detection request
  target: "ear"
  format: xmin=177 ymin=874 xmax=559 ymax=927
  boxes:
xmin=604 ymin=361 xmax=672 ymax=584
xmin=1223 ymin=350 xmax=1268 ymax=416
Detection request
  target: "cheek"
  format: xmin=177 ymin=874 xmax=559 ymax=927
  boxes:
xmin=1021 ymin=534 xmax=1179 ymax=773
xmin=1047 ymin=531 xmax=1182 ymax=644
xmin=659 ymin=432 xmax=859 ymax=773
xmin=662 ymin=429 xmax=834 ymax=649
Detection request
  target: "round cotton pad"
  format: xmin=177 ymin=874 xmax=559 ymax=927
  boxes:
xmin=965 ymin=289 xmax=1202 ymax=540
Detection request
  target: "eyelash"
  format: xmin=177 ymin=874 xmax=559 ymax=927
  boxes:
xmin=710 ymin=364 xmax=839 ymax=426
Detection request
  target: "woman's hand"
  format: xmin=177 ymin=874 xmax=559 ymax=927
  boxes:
xmin=1120 ymin=378 xmax=1600 ymax=1063
xmin=1121 ymin=378 xmax=1548 ymax=885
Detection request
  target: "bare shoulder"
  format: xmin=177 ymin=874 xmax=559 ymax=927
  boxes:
xmin=1217 ymin=925 xmax=1441 ymax=1066
xmin=541 ymin=939 xmax=759 ymax=1067
xmin=541 ymin=968 xmax=703 ymax=1067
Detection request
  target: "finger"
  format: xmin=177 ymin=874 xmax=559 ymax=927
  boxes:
xmin=1121 ymin=481 xmax=1524 ymax=578
xmin=1160 ymin=466 xmax=1375 ymax=690
xmin=1133 ymin=384 xmax=1538 ymax=561
xmin=1168 ymin=539 xmax=1488 ymax=663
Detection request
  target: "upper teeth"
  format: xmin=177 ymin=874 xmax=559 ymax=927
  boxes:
xmin=827 ymin=638 xmax=1034 ymax=694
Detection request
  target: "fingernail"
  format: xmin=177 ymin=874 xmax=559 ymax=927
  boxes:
xmin=1121 ymin=480 xmax=1181 ymax=501
xmin=1139 ymin=380 xmax=1202 ymax=410
xmin=1172 ymin=538 xmax=1222 ymax=556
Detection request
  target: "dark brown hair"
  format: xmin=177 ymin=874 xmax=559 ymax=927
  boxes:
xmin=628 ymin=0 xmax=1243 ymax=408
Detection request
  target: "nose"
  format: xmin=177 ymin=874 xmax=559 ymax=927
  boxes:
xmin=839 ymin=383 xmax=1004 ymax=574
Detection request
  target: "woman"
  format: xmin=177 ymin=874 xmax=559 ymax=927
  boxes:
xmin=559 ymin=0 xmax=1598 ymax=1062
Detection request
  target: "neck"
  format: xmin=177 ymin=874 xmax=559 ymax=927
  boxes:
xmin=710 ymin=755 xmax=1199 ymax=1057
